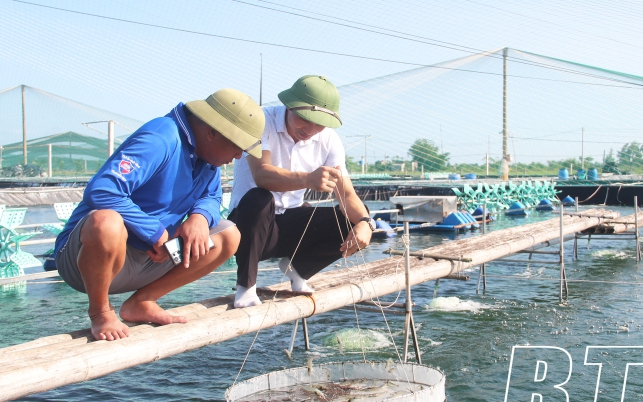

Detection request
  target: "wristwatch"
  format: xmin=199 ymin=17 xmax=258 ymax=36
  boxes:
xmin=359 ymin=217 xmax=376 ymax=231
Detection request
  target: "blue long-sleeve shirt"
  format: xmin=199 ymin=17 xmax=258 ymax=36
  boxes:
xmin=54 ymin=103 xmax=222 ymax=254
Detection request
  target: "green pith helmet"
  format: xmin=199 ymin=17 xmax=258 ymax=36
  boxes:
xmin=186 ymin=89 xmax=265 ymax=158
xmin=278 ymin=75 xmax=342 ymax=128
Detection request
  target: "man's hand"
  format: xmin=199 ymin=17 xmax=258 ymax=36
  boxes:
xmin=173 ymin=214 xmax=211 ymax=268
xmin=305 ymin=166 xmax=341 ymax=192
xmin=148 ymin=229 xmax=170 ymax=263
xmin=340 ymin=221 xmax=372 ymax=257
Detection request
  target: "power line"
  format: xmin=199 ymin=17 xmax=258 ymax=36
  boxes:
xmin=237 ymin=0 xmax=643 ymax=87
xmin=462 ymin=0 xmax=643 ymax=51
xmin=10 ymin=0 xmax=643 ymax=89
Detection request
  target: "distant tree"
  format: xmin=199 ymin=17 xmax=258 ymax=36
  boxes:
xmin=618 ymin=142 xmax=643 ymax=171
xmin=547 ymin=157 xmax=581 ymax=170
xmin=344 ymin=155 xmax=361 ymax=174
xmin=74 ymin=159 xmax=85 ymax=173
xmin=408 ymin=139 xmax=449 ymax=171
xmin=603 ymin=150 xmax=621 ymax=174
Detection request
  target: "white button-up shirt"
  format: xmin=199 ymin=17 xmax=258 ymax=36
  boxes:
xmin=230 ymin=105 xmax=348 ymax=214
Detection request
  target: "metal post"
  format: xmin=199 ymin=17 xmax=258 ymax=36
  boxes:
xmin=21 ymin=85 xmax=28 ymax=165
xmin=482 ymin=204 xmax=487 ymax=290
xmin=573 ymin=233 xmax=578 ymax=260
xmin=288 ymin=319 xmax=298 ymax=355
xmin=573 ymin=196 xmax=579 ymax=261
xmin=635 ymin=196 xmax=641 ymax=262
xmin=559 ymin=204 xmax=568 ymax=301
xmin=301 ymin=318 xmax=310 ymax=350
xmin=477 ymin=204 xmax=487 ymax=293
xmin=364 ymin=136 xmax=368 ymax=173
xmin=288 ymin=318 xmax=310 ymax=354
xmin=47 ymin=144 xmax=52 ymax=178
xmin=107 ymin=120 xmax=115 ymax=156
xmin=581 ymin=127 xmax=585 ymax=170
xmin=502 ymin=48 xmax=508 ymax=158
xmin=402 ymin=222 xmax=421 ymax=364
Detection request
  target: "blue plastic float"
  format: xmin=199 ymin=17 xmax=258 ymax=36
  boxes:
xmin=561 ymin=195 xmax=576 ymax=207
xmin=506 ymin=201 xmax=529 ymax=216
xmin=373 ymin=219 xmax=396 ymax=238
xmin=535 ymin=199 xmax=556 ymax=211
xmin=471 ymin=206 xmax=495 ymax=223
xmin=388 ymin=210 xmax=480 ymax=233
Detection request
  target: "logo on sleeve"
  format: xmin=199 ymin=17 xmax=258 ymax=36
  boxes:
xmin=119 ymin=160 xmax=133 ymax=175
xmin=111 ymin=154 xmax=141 ymax=182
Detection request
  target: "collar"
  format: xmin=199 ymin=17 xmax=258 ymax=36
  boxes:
xmin=275 ymin=105 xmax=321 ymax=144
xmin=168 ymin=103 xmax=196 ymax=149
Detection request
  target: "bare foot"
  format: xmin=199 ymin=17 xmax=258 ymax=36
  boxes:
xmin=89 ymin=307 xmax=131 ymax=341
xmin=119 ymin=297 xmax=188 ymax=326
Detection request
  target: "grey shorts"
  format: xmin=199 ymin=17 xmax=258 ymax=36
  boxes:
xmin=56 ymin=213 xmax=236 ymax=294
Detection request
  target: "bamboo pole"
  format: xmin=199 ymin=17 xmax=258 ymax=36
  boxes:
xmin=590 ymin=211 xmax=643 ymax=234
xmin=0 ymin=209 xmax=615 ymax=400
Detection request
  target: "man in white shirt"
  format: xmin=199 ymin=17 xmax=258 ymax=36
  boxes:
xmin=228 ymin=75 xmax=375 ymax=308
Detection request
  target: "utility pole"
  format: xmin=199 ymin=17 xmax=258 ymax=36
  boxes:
xmin=83 ymin=120 xmax=118 ymax=157
xmin=440 ymin=125 xmax=443 ymax=153
xmin=501 ymin=47 xmax=509 ymax=180
xmin=348 ymin=134 xmax=371 ymax=173
xmin=581 ymin=127 xmax=585 ymax=169
xmin=107 ymin=121 xmax=115 ymax=156
xmin=22 ymin=85 xmax=27 ymax=165
xmin=486 ymin=153 xmax=490 ymax=175
xmin=47 ymin=144 xmax=52 ymax=178
xmin=364 ymin=135 xmax=369 ymax=172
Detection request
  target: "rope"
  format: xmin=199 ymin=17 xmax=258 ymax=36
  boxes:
xmin=332 ymin=175 xmax=413 ymax=387
xmin=233 ymin=194 xmax=326 ymax=386
xmin=577 ymin=185 xmax=602 ymax=204
xmin=235 ymin=173 xmax=414 ymax=389
xmin=331 ymin=203 xmax=368 ymax=363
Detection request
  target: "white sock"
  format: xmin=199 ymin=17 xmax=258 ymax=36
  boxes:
xmin=279 ymin=258 xmax=314 ymax=293
xmin=234 ymin=284 xmax=262 ymax=308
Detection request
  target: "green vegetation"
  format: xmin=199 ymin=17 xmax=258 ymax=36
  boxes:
xmin=408 ymin=139 xmax=450 ymax=171
xmin=344 ymin=139 xmax=643 ymax=178
xmin=3 ymin=138 xmax=643 ymax=179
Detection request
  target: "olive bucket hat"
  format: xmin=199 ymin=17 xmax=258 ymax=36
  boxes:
xmin=278 ymin=75 xmax=342 ymax=128
xmin=185 ymin=89 xmax=265 ymax=158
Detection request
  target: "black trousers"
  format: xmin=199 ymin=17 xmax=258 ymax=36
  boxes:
xmin=228 ymin=188 xmax=351 ymax=288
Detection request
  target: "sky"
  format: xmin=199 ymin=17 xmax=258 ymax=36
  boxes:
xmin=1 ymin=0 xmax=643 ymax=167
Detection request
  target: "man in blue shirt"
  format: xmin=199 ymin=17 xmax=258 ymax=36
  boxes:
xmin=54 ymin=88 xmax=264 ymax=341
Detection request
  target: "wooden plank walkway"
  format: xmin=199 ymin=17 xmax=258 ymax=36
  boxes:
xmin=0 ymin=209 xmax=619 ymax=401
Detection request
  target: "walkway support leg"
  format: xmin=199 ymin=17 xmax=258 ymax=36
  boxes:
xmin=477 ymin=204 xmax=487 ymax=294
xmin=559 ymin=204 xmax=568 ymax=301
xmin=635 ymin=196 xmax=641 ymax=262
xmin=402 ymin=222 xmax=421 ymax=364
